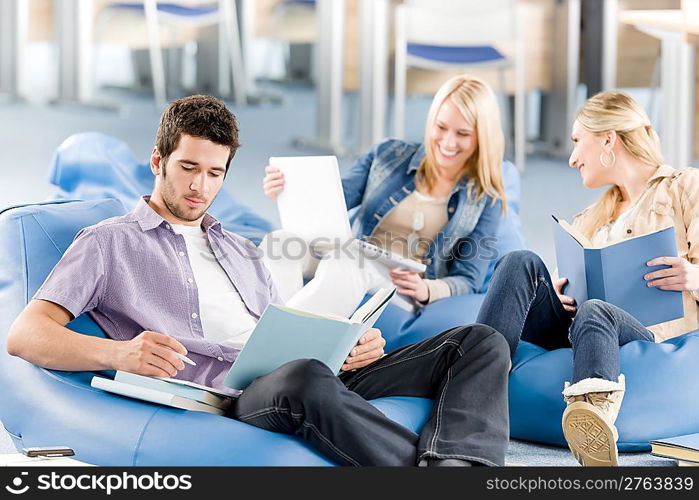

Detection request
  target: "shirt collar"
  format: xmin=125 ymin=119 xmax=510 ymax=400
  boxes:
xmin=574 ymin=164 xmax=677 ymax=221
xmin=134 ymin=195 xmax=223 ymax=234
xmin=649 ymin=164 xmax=676 ymax=183
xmin=406 ymin=143 xmax=426 ymax=174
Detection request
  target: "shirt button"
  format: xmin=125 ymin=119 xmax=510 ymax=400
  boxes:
xmin=217 ymin=356 xmax=224 ymax=362
xmin=187 ymin=278 xmax=193 ymax=284
xmin=165 ymin=224 xmax=171 ymax=230
xmin=179 ymin=251 xmax=185 ymax=257
xmin=191 ymin=313 xmax=198 ymax=319
xmin=448 ymin=207 xmax=455 ymax=213
xmin=626 ymin=229 xmax=632 ymax=234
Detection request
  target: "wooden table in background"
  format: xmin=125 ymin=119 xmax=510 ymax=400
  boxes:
xmin=620 ymin=9 xmax=697 ymax=166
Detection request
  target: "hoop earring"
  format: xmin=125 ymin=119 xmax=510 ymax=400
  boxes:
xmin=599 ymin=151 xmax=616 ymax=168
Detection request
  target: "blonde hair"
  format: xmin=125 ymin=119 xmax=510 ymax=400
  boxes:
xmin=418 ymin=75 xmax=507 ymax=213
xmin=575 ymin=91 xmax=664 ymax=239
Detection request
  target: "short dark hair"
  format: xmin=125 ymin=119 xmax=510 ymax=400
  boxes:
xmin=155 ymin=95 xmax=240 ymax=171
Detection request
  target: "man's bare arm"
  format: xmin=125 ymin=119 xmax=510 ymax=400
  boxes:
xmin=7 ymin=299 xmax=187 ymax=377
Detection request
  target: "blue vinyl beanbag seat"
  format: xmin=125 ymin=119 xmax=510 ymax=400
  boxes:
xmin=509 ymin=330 xmax=699 ymax=452
xmin=0 ymin=199 xmax=433 ymax=465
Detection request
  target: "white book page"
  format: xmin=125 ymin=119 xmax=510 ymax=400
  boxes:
xmin=273 ymin=304 xmax=350 ymax=323
xmin=557 ymin=217 xmax=592 ymax=248
xmin=153 ymin=377 xmax=233 ymax=398
xmin=350 ymin=287 xmax=396 ymax=324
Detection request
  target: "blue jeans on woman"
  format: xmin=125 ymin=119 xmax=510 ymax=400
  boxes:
xmin=476 ymin=250 xmax=655 ymax=383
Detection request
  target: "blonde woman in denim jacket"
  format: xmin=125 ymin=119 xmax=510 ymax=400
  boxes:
xmin=262 ymin=75 xmax=509 ymax=317
xmin=477 ymin=91 xmax=699 ymax=467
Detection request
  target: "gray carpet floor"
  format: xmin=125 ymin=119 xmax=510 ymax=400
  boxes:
xmin=0 ymin=82 xmax=684 ymax=466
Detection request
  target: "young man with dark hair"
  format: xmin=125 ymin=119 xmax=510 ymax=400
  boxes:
xmin=155 ymin=94 xmax=240 ymax=173
xmin=7 ymin=95 xmax=510 ymax=467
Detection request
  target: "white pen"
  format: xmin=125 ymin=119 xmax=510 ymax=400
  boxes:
xmin=172 ymin=350 xmax=196 ymax=366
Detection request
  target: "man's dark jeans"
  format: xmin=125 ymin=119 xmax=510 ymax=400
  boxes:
xmin=476 ymin=250 xmax=654 ymax=383
xmin=228 ymin=324 xmax=510 ymax=466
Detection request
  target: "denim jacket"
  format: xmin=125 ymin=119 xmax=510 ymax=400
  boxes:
xmin=342 ymin=139 xmax=503 ymax=296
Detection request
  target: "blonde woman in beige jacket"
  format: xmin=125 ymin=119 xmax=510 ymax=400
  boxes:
xmin=476 ymin=91 xmax=699 ymax=466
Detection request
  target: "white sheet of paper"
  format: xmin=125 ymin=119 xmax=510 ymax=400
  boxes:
xmin=270 ymin=156 xmax=353 ymax=244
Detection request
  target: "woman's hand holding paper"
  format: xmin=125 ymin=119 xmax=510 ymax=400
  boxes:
xmin=390 ymin=269 xmax=429 ymax=303
xmin=262 ymin=166 xmax=285 ymax=200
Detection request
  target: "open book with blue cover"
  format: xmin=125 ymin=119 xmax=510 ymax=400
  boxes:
xmin=91 ymin=287 xmax=396 ymax=412
xmin=552 ymin=215 xmax=684 ymax=326
xmin=223 ymin=286 xmax=396 ymax=390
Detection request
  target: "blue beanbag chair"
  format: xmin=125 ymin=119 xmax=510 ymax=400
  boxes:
xmin=0 ymin=199 xmax=433 ymax=465
xmin=509 ymin=331 xmax=699 ymax=452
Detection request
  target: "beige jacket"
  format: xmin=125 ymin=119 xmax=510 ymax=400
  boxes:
xmin=571 ymin=165 xmax=699 ymax=342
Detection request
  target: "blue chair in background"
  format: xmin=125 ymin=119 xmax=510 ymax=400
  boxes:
xmin=0 ymin=198 xmax=433 ymax=465
xmin=100 ymin=1 xmax=248 ymax=107
xmin=393 ymin=0 xmax=526 ymax=171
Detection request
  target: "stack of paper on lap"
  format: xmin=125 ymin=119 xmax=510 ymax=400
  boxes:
xmin=91 ymin=371 xmax=233 ymax=415
xmin=270 ymin=155 xmax=426 ymax=273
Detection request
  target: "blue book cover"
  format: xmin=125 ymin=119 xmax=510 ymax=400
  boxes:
xmin=650 ymin=432 xmax=699 ymax=462
xmin=114 ymin=371 xmax=232 ymax=409
xmin=90 ymin=377 xmax=226 ymax=415
xmin=552 ymin=216 xmax=684 ymax=327
xmin=223 ymin=287 xmax=396 ymax=391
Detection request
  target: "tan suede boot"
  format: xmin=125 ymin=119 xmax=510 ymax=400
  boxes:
xmin=561 ymin=375 xmax=625 ymax=467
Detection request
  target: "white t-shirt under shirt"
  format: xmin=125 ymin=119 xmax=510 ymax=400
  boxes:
xmin=591 ymin=207 xmax=633 ymax=246
xmin=172 ymin=223 xmax=257 ymax=350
